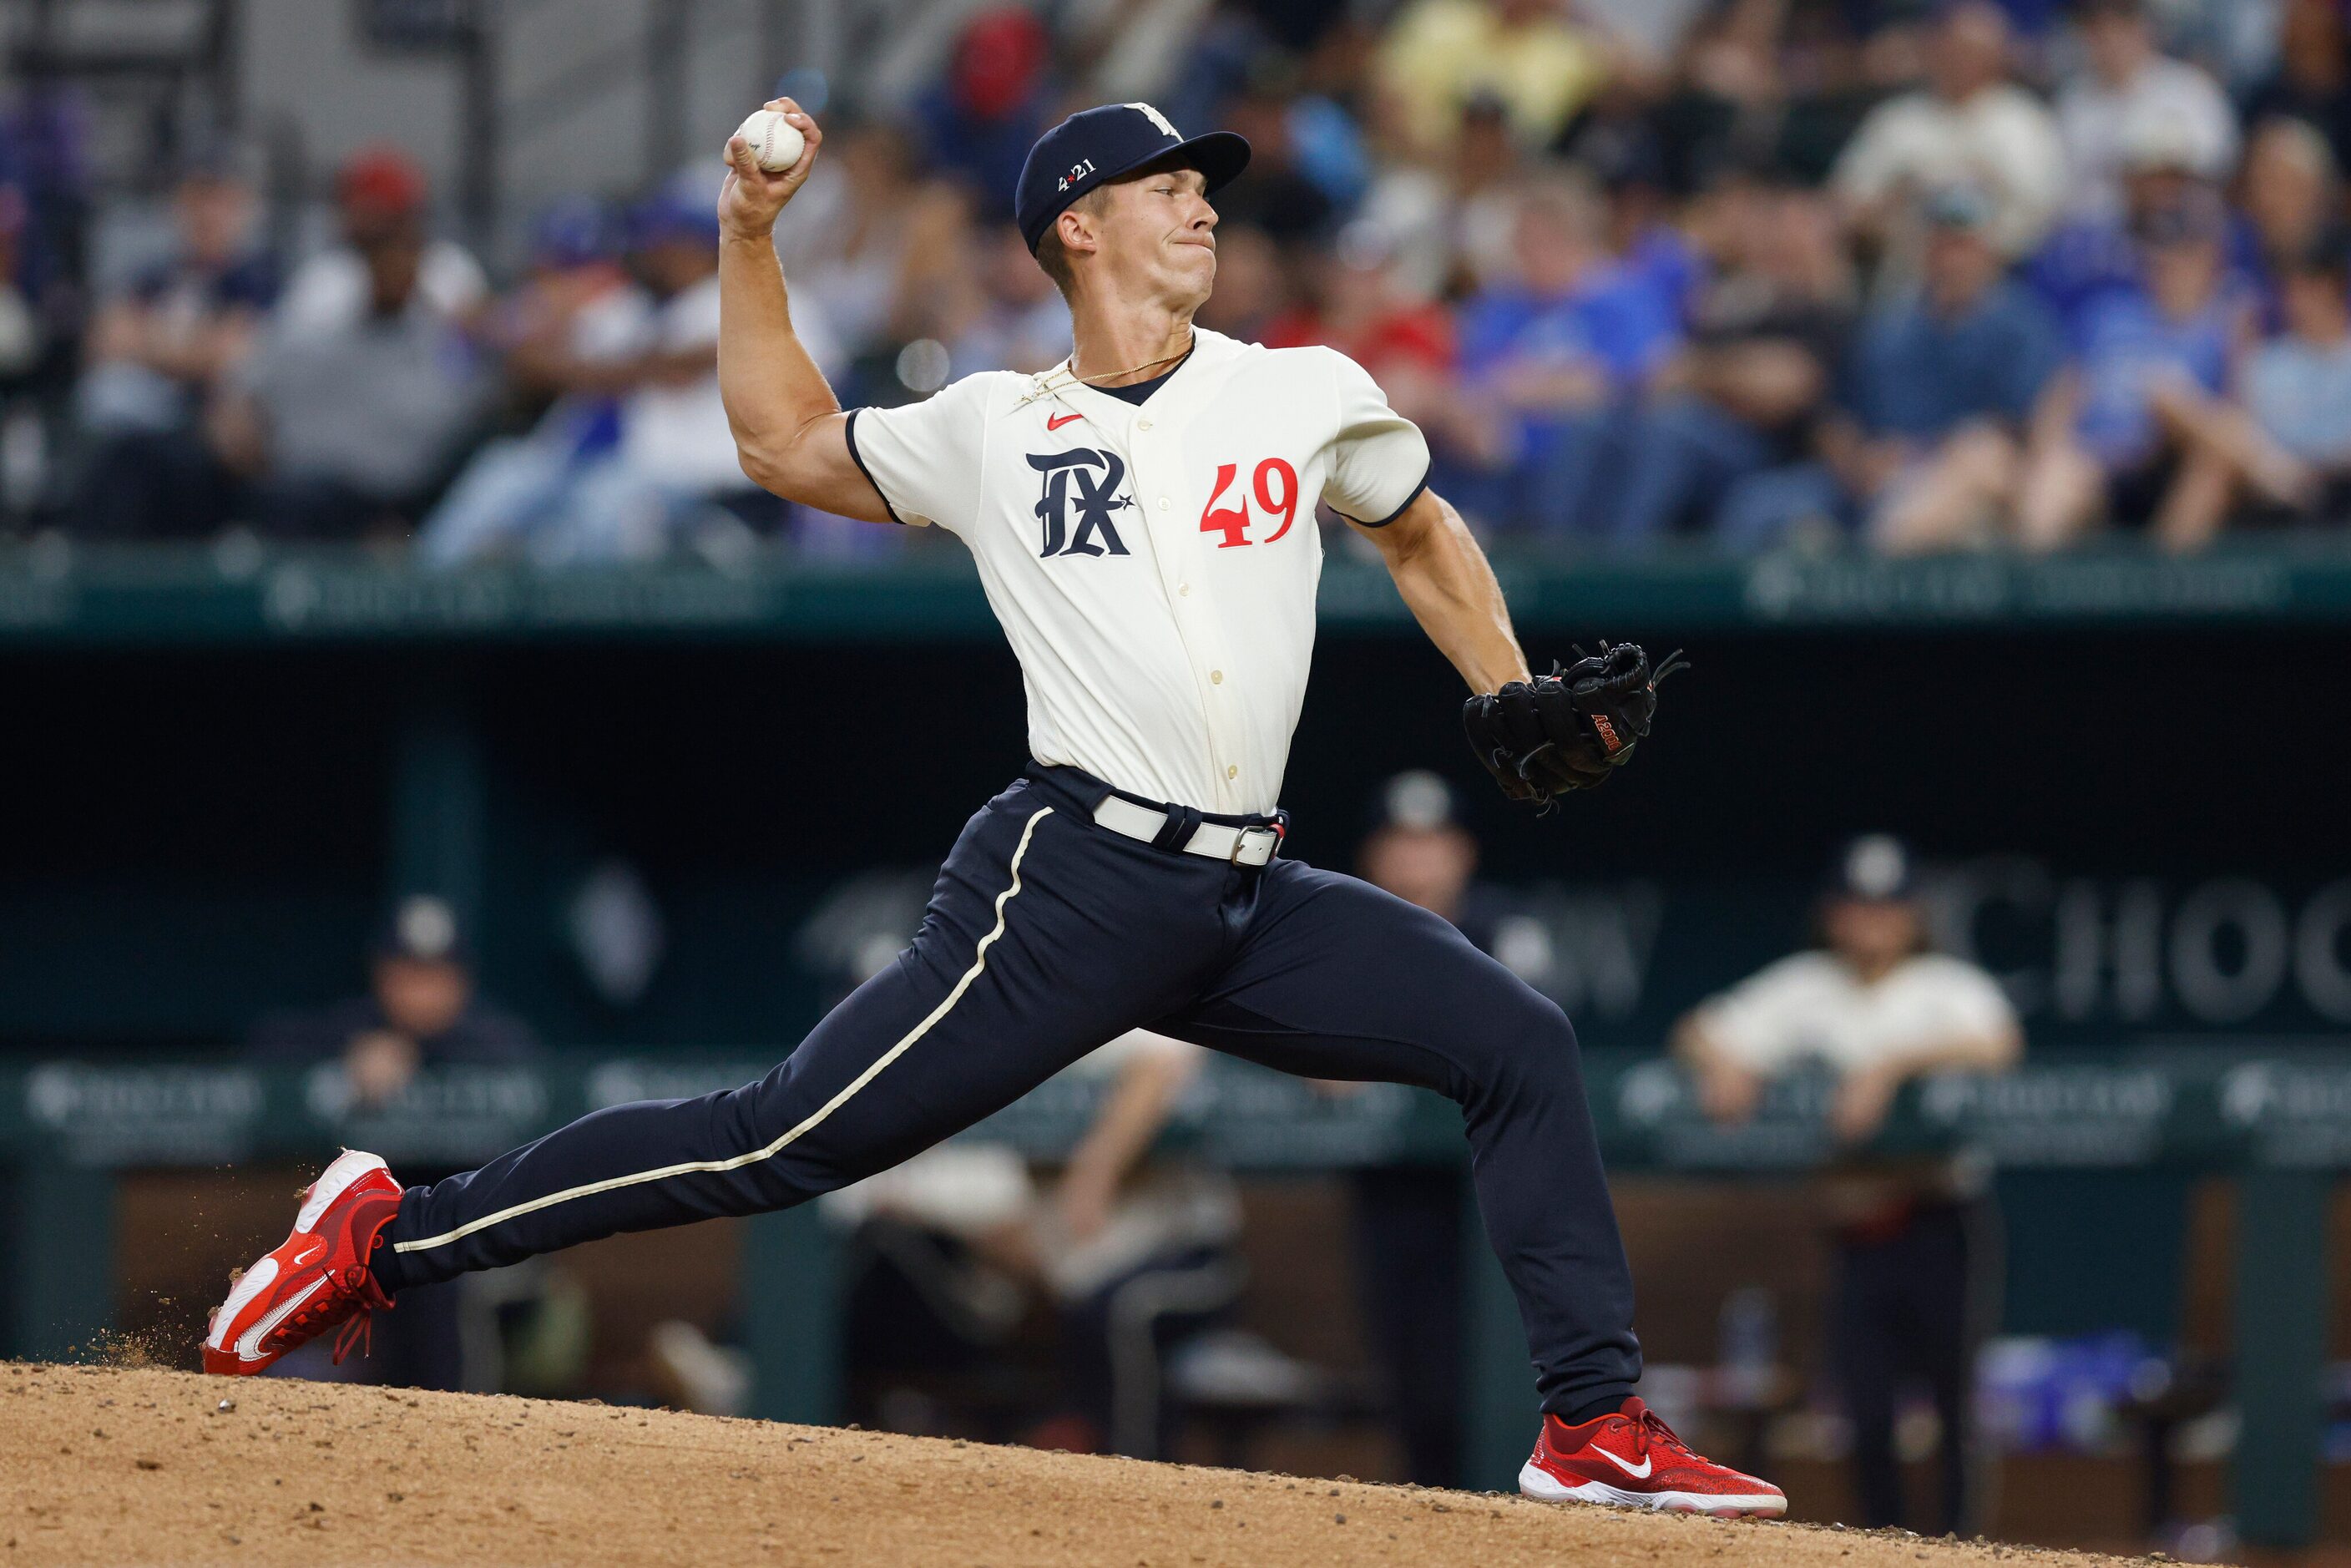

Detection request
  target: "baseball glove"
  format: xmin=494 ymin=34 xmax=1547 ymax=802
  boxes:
xmin=1461 ymin=641 xmax=1686 ymax=806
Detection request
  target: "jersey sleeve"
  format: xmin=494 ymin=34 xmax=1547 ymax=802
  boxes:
xmin=1321 ymin=348 xmax=1432 ymax=527
xmin=842 ymin=375 xmax=995 ymax=532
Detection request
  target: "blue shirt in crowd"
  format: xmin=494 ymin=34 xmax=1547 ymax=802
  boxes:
xmin=1457 ymin=264 xmax=1681 ymax=398
xmin=2244 ymin=334 xmax=2351 ymax=467
xmin=2025 ymin=215 xmax=2268 ymax=335
xmin=2070 ymin=286 xmax=2236 ymax=468
xmin=1842 ymin=281 xmax=2062 ymax=442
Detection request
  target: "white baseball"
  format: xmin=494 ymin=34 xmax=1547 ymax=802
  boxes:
xmin=735 ymin=109 xmax=806 ymax=174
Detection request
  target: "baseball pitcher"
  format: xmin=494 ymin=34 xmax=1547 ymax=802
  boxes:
xmin=204 ymin=99 xmax=1781 ymax=1516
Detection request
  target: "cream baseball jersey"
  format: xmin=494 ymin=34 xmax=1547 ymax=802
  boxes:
xmin=845 ymin=328 xmax=1430 ymax=814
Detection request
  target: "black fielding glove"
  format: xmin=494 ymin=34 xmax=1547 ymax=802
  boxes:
xmin=1461 ymin=641 xmax=1686 ymax=806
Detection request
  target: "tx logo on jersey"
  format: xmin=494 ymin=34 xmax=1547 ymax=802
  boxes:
xmin=1029 ymin=448 xmax=1133 ymax=558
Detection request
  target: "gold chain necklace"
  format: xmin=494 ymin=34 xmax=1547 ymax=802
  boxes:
xmin=1019 ymin=331 xmax=1195 ymax=404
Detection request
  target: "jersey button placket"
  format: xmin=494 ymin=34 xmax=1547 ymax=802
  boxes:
xmin=1139 ymin=407 xmax=1241 ymax=808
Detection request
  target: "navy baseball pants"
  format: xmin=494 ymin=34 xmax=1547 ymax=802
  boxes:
xmin=372 ymin=764 xmax=1641 ymax=1415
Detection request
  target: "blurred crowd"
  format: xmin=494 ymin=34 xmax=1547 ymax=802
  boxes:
xmin=12 ymin=0 xmax=2351 ymax=556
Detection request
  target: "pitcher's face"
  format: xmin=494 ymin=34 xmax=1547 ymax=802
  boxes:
xmin=1091 ymin=162 xmax=1220 ymax=310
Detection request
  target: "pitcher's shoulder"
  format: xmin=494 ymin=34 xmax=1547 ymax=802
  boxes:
xmin=1202 ymin=332 xmax=1368 ymax=392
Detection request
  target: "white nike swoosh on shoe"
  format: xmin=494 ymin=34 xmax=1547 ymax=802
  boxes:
xmin=234 ymin=1274 xmax=327 ymax=1363
xmin=290 ymin=1242 xmax=325 ymax=1267
xmin=1591 ymin=1448 xmax=1653 ymax=1479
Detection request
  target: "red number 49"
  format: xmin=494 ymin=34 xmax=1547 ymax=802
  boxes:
xmin=1199 ymin=458 xmax=1300 ymax=549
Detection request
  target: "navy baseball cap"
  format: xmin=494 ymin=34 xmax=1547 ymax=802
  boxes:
xmin=1016 ymin=103 xmax=1251 ymax=253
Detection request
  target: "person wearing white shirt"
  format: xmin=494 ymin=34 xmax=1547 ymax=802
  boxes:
xmin=2055 ymin=0 xmax=2240 ymax=220
xmin=1833 ymin=2 xmax=2067 ymax=280
xmin=1676 ymin=835 xmax=2021 ymax=1536
xmin=210 ymin=99 xmax=1784 ymax=1518
xmin=422 ymin=192 xmax=840 ymax=564
xmin=276 ymin=148 xmax=489 ymax=338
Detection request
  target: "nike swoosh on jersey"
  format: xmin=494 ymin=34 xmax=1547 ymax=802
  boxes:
xmin=1046 ymin=412 xmax=1084 ymax=430
xmin=1591 ymin=1448 xmax=1653 ymax=1479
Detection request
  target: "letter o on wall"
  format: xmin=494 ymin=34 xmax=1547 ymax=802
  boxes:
xmin=2299 ymin=881 xmax=2351 ymax=1024
xmin=2171 ymin=878 xmax=2289 ymax=1024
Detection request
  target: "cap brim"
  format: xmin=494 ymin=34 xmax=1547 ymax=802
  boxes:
xmin=1114 ymin=130 xmax=1251 ymax=196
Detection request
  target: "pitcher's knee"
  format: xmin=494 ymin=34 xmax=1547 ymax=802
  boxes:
xmin=1451 ymin=988 xmax=1585 ymax=1108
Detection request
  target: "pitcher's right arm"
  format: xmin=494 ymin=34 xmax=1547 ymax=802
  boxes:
xmin=715 ymin=99 xmax=893 ymax=523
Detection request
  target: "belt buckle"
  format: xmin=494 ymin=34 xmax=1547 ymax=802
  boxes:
xmin=1229 ymin=825 xmax=1276 ymax=866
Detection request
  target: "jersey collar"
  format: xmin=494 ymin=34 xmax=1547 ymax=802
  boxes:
xmin=1023 ymin=327 xmax=1239 ymax=418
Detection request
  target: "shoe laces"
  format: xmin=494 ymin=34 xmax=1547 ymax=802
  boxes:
xmin=276 ymin=1263 xmax=393 ymax=1365
xmin=1621 ymin=1406 xmax=1707 ymax=1467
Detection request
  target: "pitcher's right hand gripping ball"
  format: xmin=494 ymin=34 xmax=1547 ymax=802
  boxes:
xmin=1462 ymin=642 xmax=1687 ymax=805
xmin=719 ymin=98 xmax=821 ymax=240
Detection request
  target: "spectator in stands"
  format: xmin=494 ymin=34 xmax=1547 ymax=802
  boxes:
xmin=1211 ymin=63 xmax=1339 ymax=244
xmin=1358 ymin=92 xmax=1526 ymax=301
xmin=1615 ymin=178 xmax=1856 ymax=546
xmin=1827 ymin=185 xmax=2062 ymax=552
xmin=2155 ymin=228 xmax=2351 ymax=549
xmin=415 ymin=201 xmax=645 ymax=564
xmin=276 ymin=148 xmax=487 ymax=336
xmin=2025 ymin=113 xmax=2218 ymax=334
xmin=1261 ymin=221 xmax=1456 ymax=433
xmin=72 ymin=146 xmax=276 ymax=539
xmin=1375 ymin=0 xmax=1612 ymax=155
xmin=1450 ymin=178 xmax=1681 ymax=535
xmin=917 ymin=8 xmax=1056 ymax=222
xmin=472 ymin=197 xmax=629 ymax=417
xmin=938 ymin=223 xmax=1073 ymax=377
xmin=209 ymin=186 xmax=488 ymax=540
xmin=1582 ymin=119 xmax=1702 ymax=325
xmin=2242 ymin=0 xmax=2351 ymax=174
xmin=1832 ymin=2 xmax=2066 ymax=285
xmin=1192 ymin=222 xmax=1291 ymax=343
xmin=2237 ymin=117 xmax=2339 ymax=330
xmin=771 ymin=121 xmax=921 ymax=365
xmin=2015 ymin=193 xmax=2251 ymax=548
xmin=423 ymin=188 xmax=792 ymax=564
xmin=1675 ymin=835 xmax=2022 ymax=1537
xmin=2055 ymin=0 xmax=2237 ymax=220
xmin=1661 ymin=0 xmax=1879 ymax=190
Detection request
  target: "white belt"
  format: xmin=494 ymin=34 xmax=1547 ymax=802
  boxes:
xmin=1092 ymin=794 xmax=1283 ymax=866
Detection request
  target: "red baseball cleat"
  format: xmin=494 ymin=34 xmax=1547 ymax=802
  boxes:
xmin=202 ymin=1149 xmax=402 ymax=1376
xmin=1521 ymin=1397 xmax=1787 ymax=1517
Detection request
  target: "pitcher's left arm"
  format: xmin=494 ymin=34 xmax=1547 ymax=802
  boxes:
xmin=1348 ymin=488 xmax=1530 ymax=696
xmin=1353 ymin=491 xmax=1683 ymax=806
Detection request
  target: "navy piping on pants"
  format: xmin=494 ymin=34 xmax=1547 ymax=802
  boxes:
xmin=373 ymin=764 xmax=1641 ymax=1415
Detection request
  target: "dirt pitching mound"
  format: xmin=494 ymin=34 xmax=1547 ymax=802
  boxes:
xmin=2 ymin=1363 xmax=2156 ymax=1566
